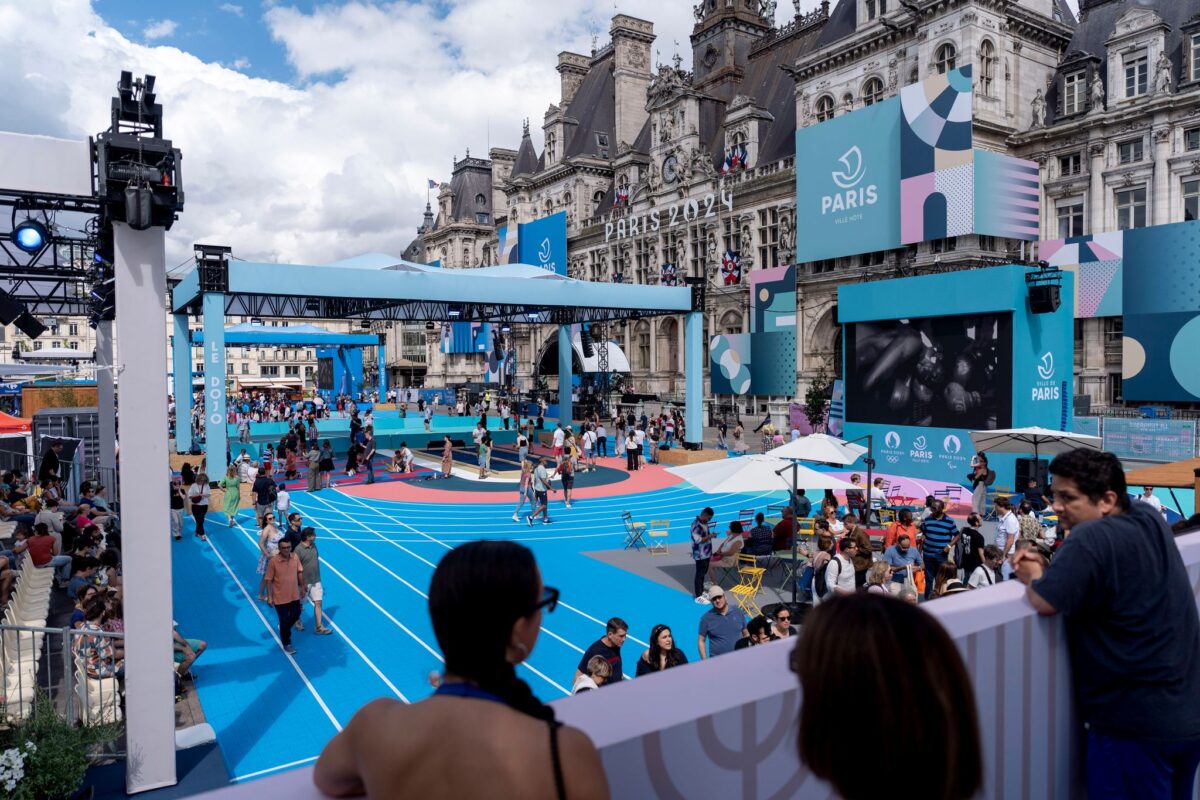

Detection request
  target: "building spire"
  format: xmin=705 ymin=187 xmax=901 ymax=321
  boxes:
xmin=522 ymin=117 xmax=530 ymax=137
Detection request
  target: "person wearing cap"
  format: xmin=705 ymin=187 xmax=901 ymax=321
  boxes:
xmin=697 ymin=584 xmax=748 ymax=659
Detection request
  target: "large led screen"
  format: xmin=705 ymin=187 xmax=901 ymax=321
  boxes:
xmin=845 ymin=313 xmax=1013 ymax=430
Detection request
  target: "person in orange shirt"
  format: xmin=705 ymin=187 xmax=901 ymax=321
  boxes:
xmin=883 ymin=509 xmax=918 ymax=550
xmin=264 ymin=539 xmax=306 ymax=655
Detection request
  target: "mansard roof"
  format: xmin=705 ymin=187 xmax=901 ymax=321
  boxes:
xmin=563 ymin=55 xmax=616 ymax=158
xmin=1045 ymin=0 xmax=1188 ymax=127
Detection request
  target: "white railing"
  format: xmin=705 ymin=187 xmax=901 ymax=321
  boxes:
xmin=198 ymin=532 xmax=1200 ymax=799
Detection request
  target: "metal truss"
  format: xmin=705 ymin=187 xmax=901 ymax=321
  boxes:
xmin=219 ymin=293 xmax=674 ymax=326
xmin=0 ymin=190 xmax=98 ymax=316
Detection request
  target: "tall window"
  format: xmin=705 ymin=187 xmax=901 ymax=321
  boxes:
xmin=816 ymin=95 xmax=835 ymax=122
xmin=1187 ymin=128 xmax=1200 ymax=151
xmin=866 ymin=0 xmax=877 ymax=20
xmin=935 ymin=43 xmax=957 ymax=75
xmin=1059 ymin=152 xmax=1082 ymax=176
xmin=862 ymin=77 xmax=884 ymax=106
xmin=1117 ymin=138 xmax=1143 ymax=164
xmin=1063 ymin=70 xmax=1085 ymax=115
xmin=757 ymin=208 xmax=779 ymax=269
xmin=1192 ymin=33 xmax=1200 ymax=82
xmin=1056 ymin=200 xmax=1084 ymax=238
xmin=1124 ymin=52 xmax=1147 ymax=98
xmin=546 ymin=132 xmax=557 ymax=162
xmin=1115 ymin=187 xmax=1147 ymax=230
xmin=979 ymin=40 xmax=996 ymax=96
xmin=1185 ymin=178 xmax=1200 ymax=222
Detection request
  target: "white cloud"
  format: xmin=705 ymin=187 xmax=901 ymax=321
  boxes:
xmin=231 ymin=57 xmax=251 ymax=70
xmin=0 ymin=0 xmax=855 ymax=269
xmin=143 ymin=18 xmax=177 ymax=40
xmin=218 ymin=3 xmax=244 ymax=16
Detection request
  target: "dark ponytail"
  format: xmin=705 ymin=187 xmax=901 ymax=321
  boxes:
xmin=429 ymin=540 xmax=556 ymax=723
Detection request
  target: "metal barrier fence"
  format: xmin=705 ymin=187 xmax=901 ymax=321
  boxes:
xmin=0 ymin=622 xmax=125 ymax=734
xmin=0 ymin=452 xmax=120 ymax=507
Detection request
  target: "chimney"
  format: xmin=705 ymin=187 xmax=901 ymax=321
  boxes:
xmin=557 ymin=51 xmax=590 ymax=106
xmin=610 ymin=15 xmax=655 ymax=147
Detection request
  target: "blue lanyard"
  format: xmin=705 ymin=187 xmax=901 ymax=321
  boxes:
xmin=434 ymin=682 xmax=507 ymax=706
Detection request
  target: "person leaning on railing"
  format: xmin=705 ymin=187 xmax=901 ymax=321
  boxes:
xmin=314 ymin=541 xmax=608 ymax=800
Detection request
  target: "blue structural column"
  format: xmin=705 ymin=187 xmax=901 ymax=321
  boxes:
xmin=685 ymin=310 xmax=704 ymax=446
xmin=557 ymin=325 xmax=572 ymax=426
xmin=202 ymin=293 xmax=228 ymax=472
xmin=377 ymin=337 xmax=387 ymax=401
xmin=172 ymin=314 xmax=192 ymax=453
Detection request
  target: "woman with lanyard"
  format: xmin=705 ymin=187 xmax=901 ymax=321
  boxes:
xmin=315 ymin=540 xmax=609 ymax=800
xmin=187 ymin=471 xmax=211 ymax=542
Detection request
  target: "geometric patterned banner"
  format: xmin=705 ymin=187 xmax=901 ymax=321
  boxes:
xmin=709 ymin=265 xmax=796 ymax=396
xmin=1038 ymin=231 xmax=1124 ymax=318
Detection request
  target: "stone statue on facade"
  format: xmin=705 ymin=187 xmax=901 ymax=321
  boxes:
xmin=1030 ymin=89 xmax=1045 ymax=129
xmin=1090 ymin=72 xmax=1105 ymax=112
xmin=1154 ymin=51 xmax=1172 ymax=95
xmin=694 ymin=2 xmax=705 ymax=23
xmin=760 ymin=0 xmax=777 ymax=21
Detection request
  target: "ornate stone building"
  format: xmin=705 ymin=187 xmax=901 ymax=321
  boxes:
xmin=406 ymin=2 xmax=1200 ymax=414
xmin=1012 ymin=0 xmax=1200 ymax=408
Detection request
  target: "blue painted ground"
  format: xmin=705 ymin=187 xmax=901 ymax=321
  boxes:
xmin=171 ymin=480 xmax=785 ymax=784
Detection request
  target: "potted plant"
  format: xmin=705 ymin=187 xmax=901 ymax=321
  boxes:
xmin=0 ymin=691 xmax=121 ymax=799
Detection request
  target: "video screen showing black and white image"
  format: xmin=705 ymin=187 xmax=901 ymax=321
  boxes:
xmin=846 ymin=313 xmax=1013 ymax=430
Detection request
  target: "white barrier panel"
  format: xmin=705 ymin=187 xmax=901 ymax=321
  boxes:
xmin=0 ymin=131 xmax=92 ymax=196
xmin=199 ymin=532 xmax=1200 ymax=799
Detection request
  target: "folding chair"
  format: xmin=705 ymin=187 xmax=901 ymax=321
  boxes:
xmin=737 ymin=508 xmax=755 ymax=532
xmin=647 ymin=519 xmax=670 ymax=555
xmin=621 ymin=511 xmax=647 ymax=550
xmin=877 ymin=508 xmax=897 ymax=526
xmin=729 ymin=554 xmax=765 ymax=618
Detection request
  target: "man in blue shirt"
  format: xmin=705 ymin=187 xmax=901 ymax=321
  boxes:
xmin=918 ymin=499 xmax=958 ymax=599
xmin=697 ymin=586 xmax=748 ymax=658
xmin=1013 ymin=449 xmax=1200 ymax=797
xmin=745 ymin=512 xmax=775 ymax=563
xmin=882 ymin=534 xmax=923 ymax=586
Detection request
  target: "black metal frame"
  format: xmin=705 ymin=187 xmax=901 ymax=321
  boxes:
xmin=0 ymin=190 xmax=99 ymax=316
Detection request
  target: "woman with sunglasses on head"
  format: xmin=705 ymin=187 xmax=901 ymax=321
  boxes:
xmin=634 ymin=624 xmax=689 ymax=676
xmin=315 ymin=540 xmax=609 ymax=800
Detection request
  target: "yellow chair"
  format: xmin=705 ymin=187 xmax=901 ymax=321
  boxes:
xmin=647 ymin=519 xmax=670 ymax=555
xmin=877 ymin=508 xmax=897 ymax=526
xmin=729 ymin=554 xmax=765 ymax=618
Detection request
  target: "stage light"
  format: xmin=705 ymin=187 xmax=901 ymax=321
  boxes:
xmin=12 ymin=220 xmax=49 ymax=253
xmin=305 ymin=298 xmax=320 ymax=312
xmin=250 ymin=317 xmax=263 ymax=325
xmin=526 ymin=311 xmax=540 ymax=321
xmin=360 ymin=320 xmax=371 ymax=329
xmin=500 ymin=324 xmax=511 ymax=333
xmin=448 ymin=306 xmax=462 ymax=319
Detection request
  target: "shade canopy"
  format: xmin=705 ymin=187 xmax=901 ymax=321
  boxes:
xmin=767 ymin=434 xmax=868 ymax=466
xmin=667 ymin=454 xmax=857 ymax=495
xmin=0 ymin=412 xmax=31 ymax=434
xmin=191 ymin=322 xmax=378 ymax=347
xmin=969 ymin=426 xmax=1102 ymax=459
xmin=16 ymin=346 xmax=91 ymax=361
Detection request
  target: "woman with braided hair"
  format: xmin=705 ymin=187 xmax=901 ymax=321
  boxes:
xmin=314 ymin=540 xmax=609 ymax=799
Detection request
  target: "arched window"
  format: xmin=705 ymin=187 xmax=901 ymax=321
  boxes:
xmin=731 ymin=130 xmax=746 ymax=146
xmin=475 ymin=193 xmax=486 ymax=207
xmin=546 ymin=132 xmax=557 ymax=162
xmin=979 ymin=40 xmax=995 ymax=95
xmin=816 ymin=95 xmax=835 ymax=122
xmin=862 ymin=77 xmax=884 ymax=106
xmin=720 ymin=310 xmax=743 ymax=335
xmin=936 ymin=43 xmax=957 ymax=75
xmin=593 ymin=190 xmax=605 ymax=204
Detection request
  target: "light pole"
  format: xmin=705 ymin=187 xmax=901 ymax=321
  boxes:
xmin=844 ymin=433 xmax=875 ymax=525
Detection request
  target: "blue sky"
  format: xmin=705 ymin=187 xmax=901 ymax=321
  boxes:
xmin=94 ymin=0 xmax=307 ymax=82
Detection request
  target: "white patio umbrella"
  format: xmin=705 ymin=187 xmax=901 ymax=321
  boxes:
xmin=669 ymin=455 xmax=857 ymax=604
xmin=667 ymin=454 xmax=856 ymax=494
xmin=767 ymin=433 xmax=867 ymax=465
xmin=969 ymin=426 xmax=1102 ymax=461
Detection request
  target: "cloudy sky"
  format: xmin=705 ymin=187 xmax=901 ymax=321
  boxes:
xmin=0 ymin=0 xmax=1077 ymax=266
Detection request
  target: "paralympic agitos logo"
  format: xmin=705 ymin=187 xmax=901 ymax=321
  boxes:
xmin=821 ymin=145 xmax=878 ymax=215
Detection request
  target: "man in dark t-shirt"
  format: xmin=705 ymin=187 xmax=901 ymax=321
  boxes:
xmin=38 ymin=441 xmax=63 ymax=482
xmin=1013 ymin=449 xmax=1200 ymax=796
xmin=573 ymin=617 xmax=627 ymax=685
xmin=958 ymin=513 xmax=986 ymax=581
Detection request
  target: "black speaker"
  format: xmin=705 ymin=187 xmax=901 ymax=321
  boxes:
xmin=1015 ymin=458 xmax=1049 ymax=493
xmin=1029 ymin=285 xmax=1061 ymax=314
xmin=579 ymin=326 xmax=595 ymax=359
xmin=15 ymin=313 xmax=46 ymax=339
xmin=0 ymin=292 xmax=24 ymax=326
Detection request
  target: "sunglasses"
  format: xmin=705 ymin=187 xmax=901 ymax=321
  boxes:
xmin=532 ymin=586 xmax=560 ymax=614
xmin=776 ymin=615 xmax=791 ymax=622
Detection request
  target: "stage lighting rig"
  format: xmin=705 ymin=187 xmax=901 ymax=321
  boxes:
xmin=11 ymin=218 xmax=49 ymax=253
xmin=1025 ymin=260 xmax=1063 ymax=315
xmin=93 ymin=71 xmax=184 ymax=231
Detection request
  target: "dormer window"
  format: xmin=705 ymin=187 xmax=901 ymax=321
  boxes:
xmin=816 ymin=95 xmax=835 ymax=122
xmin=1191 ymin=33 xmax=1200 ymax=82
xmin=596 ymin=133 xmax=609 ymax=148
xmin=935 ymin=43 xmax=957 ymax=75
xmin=862 ymin=77 xmax=884 ymax=106
xmin=475 ymin=193 xmax=486 ymax=207
xmin=1063 ymin=70 xmax=1086 ymax=115
xmin=546 ymin=132 xmax=557 ymax=162
xmin=1124 ymin=51 xmax=1147 ymax=97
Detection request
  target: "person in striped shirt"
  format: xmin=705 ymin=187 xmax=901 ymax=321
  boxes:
xmin=918 ymin=500 xmax=959 ymax=600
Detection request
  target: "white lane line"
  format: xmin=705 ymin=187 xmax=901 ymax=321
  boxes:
xmin=296 ymin=493 xmax=571 ymax=696
xmin=226 ymin=517 xmax=417 ymax=695
xmin=204 ymin=533 xmax=342 ymax=733
xmin=232 ymin=755 xmax=319 ymax=782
